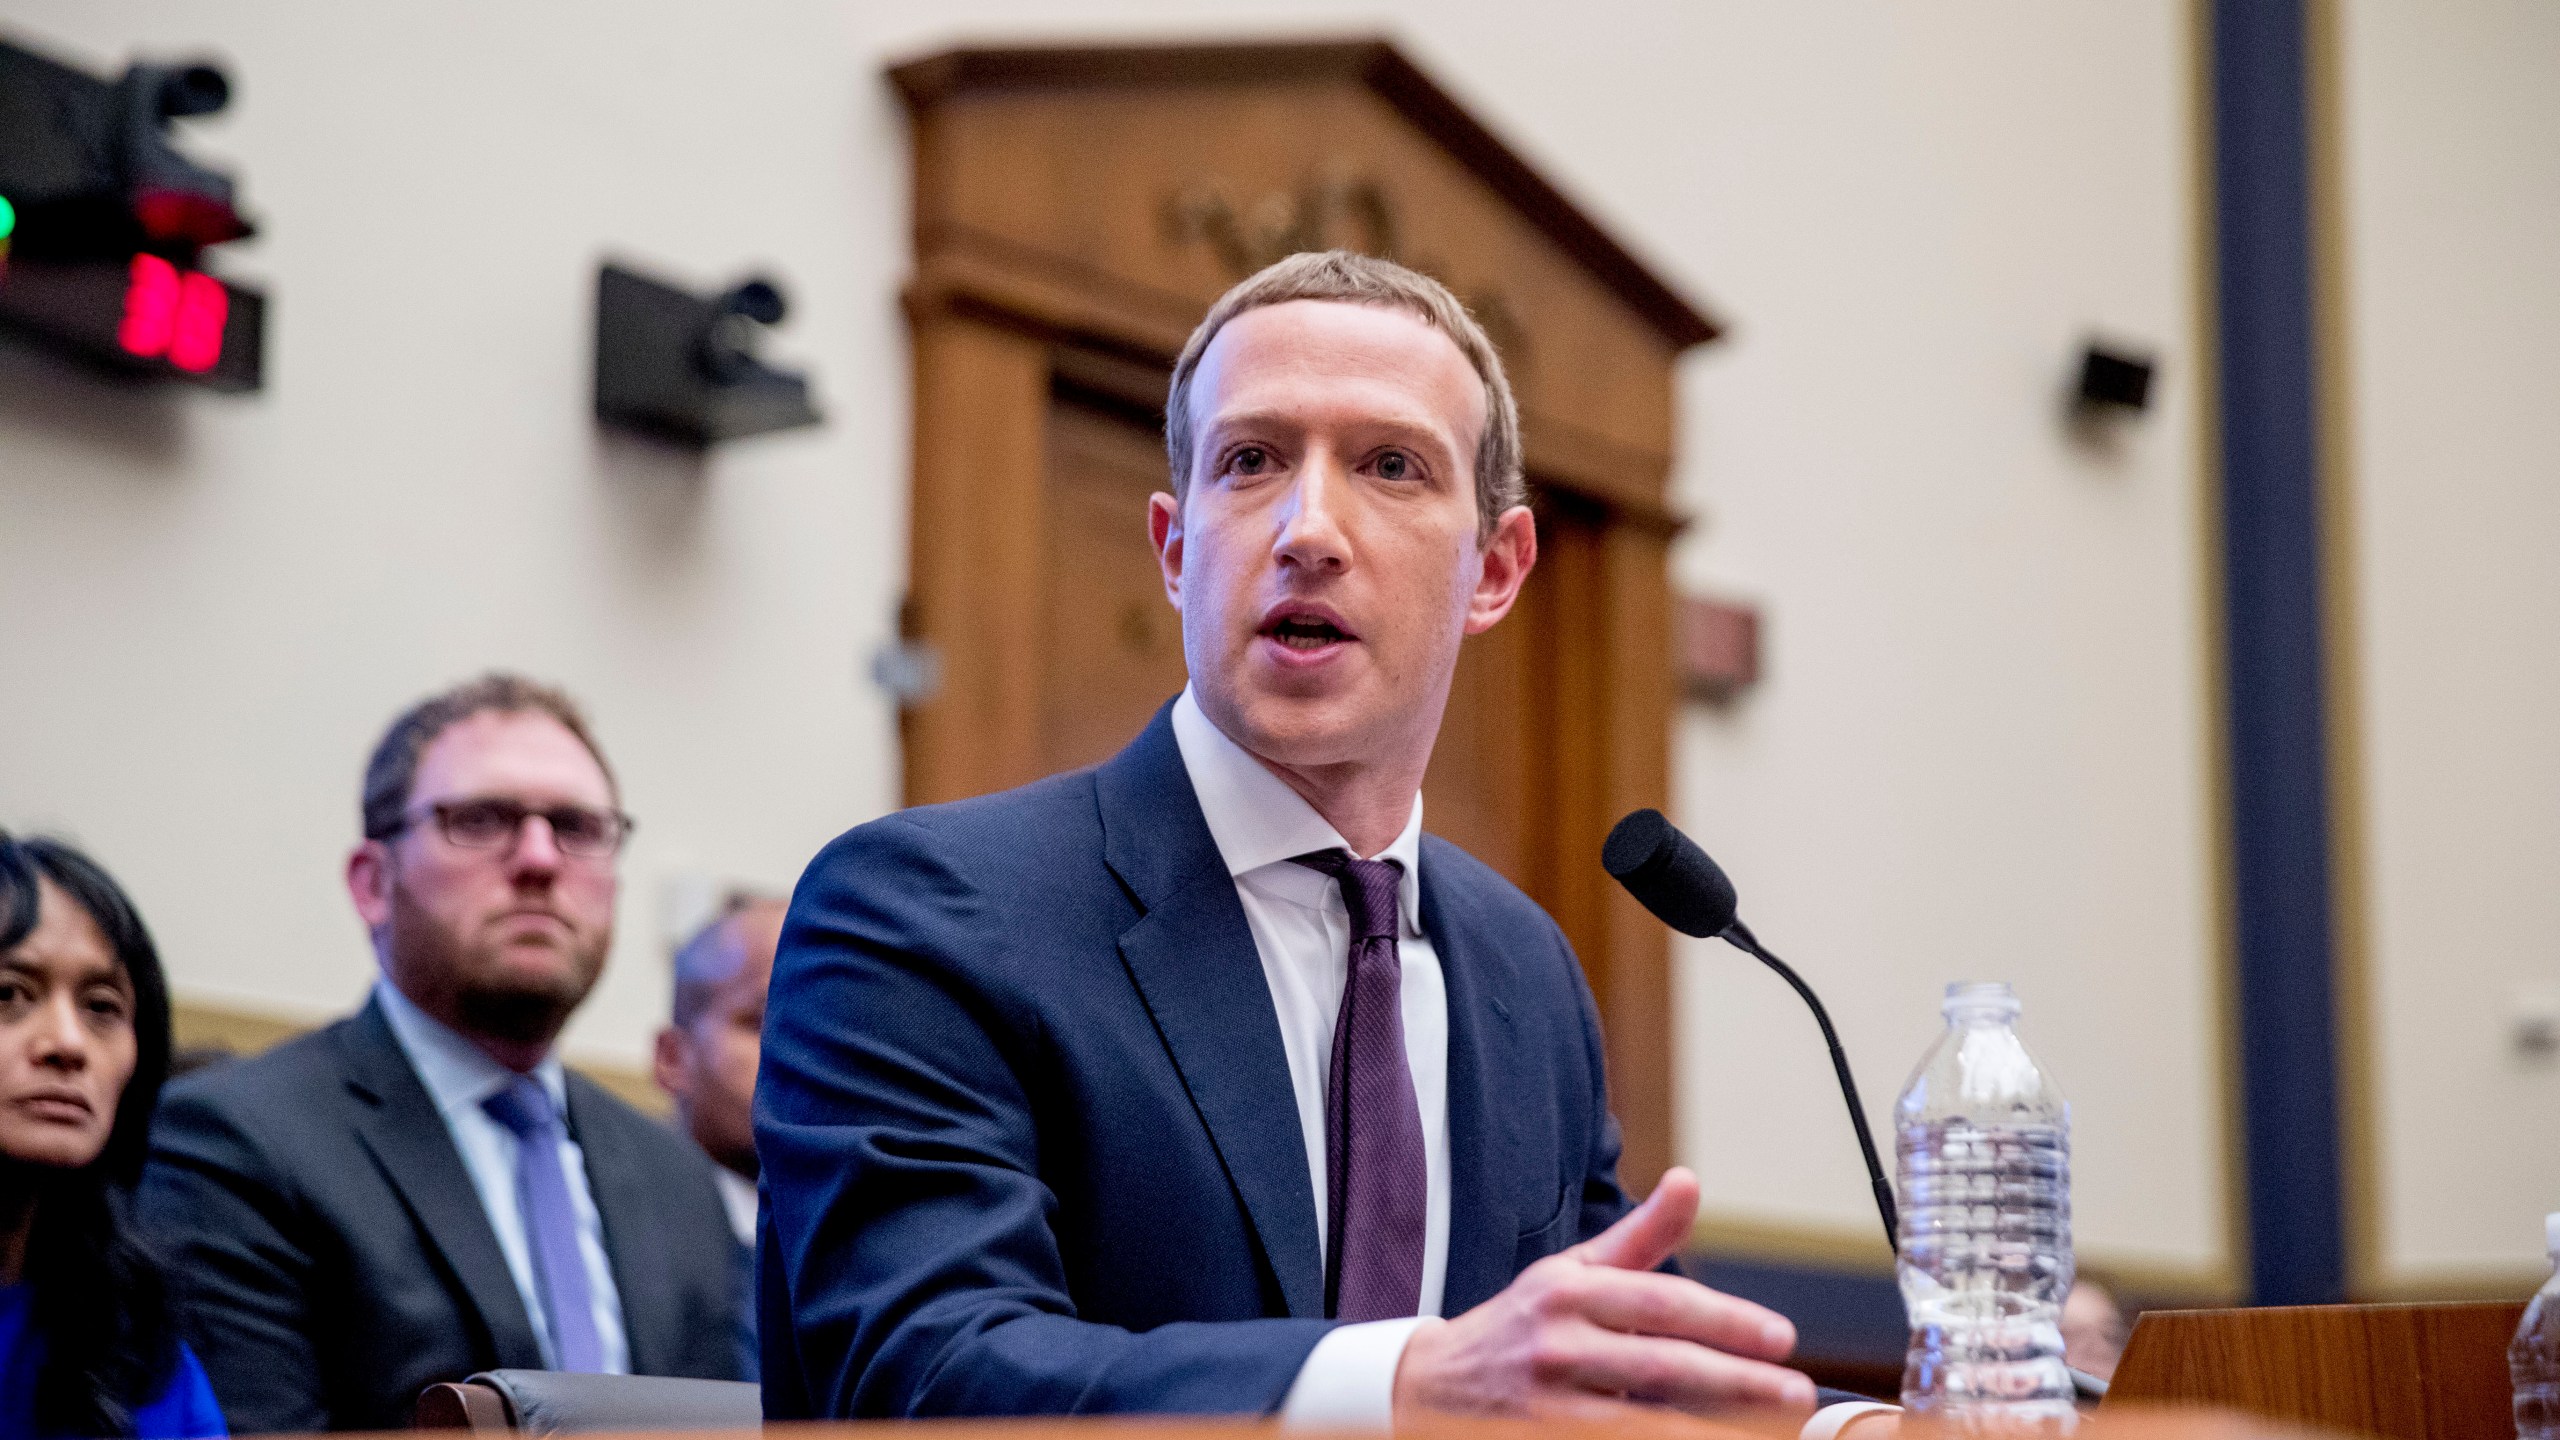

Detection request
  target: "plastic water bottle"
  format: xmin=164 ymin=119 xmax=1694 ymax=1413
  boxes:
xmin=2513 ymin=1214 xmax=2560 ymax=1440
xmin=1895 ymin=981 xmax=2076 ymax=1422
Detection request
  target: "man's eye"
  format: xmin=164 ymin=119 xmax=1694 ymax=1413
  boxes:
xmin=449 ymin=803 xmax=517 ymax=839
xmin=1375 ymin=451 xmax=1413 ymax=481
xmin=1226 ymin=446 xmax=1270 ymax=475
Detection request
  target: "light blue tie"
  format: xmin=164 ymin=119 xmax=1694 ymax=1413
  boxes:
xmin=482 ymin=1076 xmax=605 ymax=1372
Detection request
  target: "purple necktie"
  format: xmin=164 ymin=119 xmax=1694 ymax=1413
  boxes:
xmin=482 ymin=1077 xmax=606 ymax=1372
xmin=1294 ymin=849 xmax=1427 ymax=1321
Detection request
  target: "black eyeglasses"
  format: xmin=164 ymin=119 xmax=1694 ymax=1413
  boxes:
xmin=381 ymin=798 xmax=635 ymax=859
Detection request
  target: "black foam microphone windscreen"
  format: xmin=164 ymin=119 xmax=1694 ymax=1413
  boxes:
xmin=1600 ymin=808 xmax=1737 ymax=938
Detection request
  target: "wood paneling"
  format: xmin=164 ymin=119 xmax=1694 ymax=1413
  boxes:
xmin=2109 ymin=1301 xmax=2526 ymax=1440
xmin=1039 ymin=396 xmax=1188 ymax=774
xmin=903 ymin=314 xmax=1053 ymax=803
xmin=1598 ymin=518 xmax=1678 ymax=1189
xmin=896 ymin=37 xmax=1715 ymax=1194
xmin=891 ymin=39 xmax=1719 ymax=351
xmin=170 ymin=998 xmax=668 ymax=1116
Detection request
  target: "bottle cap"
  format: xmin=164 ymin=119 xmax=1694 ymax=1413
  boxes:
xmin=2545 ymin=1212 xmax=2560 ymax=1260
xmin=1942 ymin=980 xmax=2022 ymax=1022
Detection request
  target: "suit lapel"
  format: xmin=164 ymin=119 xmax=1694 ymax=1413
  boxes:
xmin=337 ymin=1000 xmax=544 ymax=1368
xmin=565 ymin=1076 xmax=674 ymax=1375
xmin=1099 ymin=706 xmax=1326 ymax=1320
xmin=1420 ymin=842 xmax=1526 ymax=1314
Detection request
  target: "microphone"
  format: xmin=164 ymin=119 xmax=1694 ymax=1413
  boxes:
xmin=1605 ymin=810 xmax=2113 ymax=1405
xmin=1602 ymin=808 xmax=1900 ymax=1258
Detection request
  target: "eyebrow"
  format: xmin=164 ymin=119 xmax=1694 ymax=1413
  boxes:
xmin=0 ymin=954 xmax=132 ymax=991
xmin=1202 ymin=407 xmax=1467 ymax=458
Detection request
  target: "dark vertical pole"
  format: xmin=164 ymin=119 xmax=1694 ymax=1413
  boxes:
xmin=2210 ymin=0 xmax=2348 ymax=1305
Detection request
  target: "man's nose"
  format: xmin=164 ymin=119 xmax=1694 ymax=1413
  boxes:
xmin=1273 ymin=453 xmax=1353 ymax=571
xmin=508 ymin=815 xmax=567 ymax=877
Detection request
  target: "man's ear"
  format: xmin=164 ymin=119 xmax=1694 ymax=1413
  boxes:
xmin=1148 ymin=490 xmax=1186 ymax=609
xmin=346 ymin=841 xmax=394 ymax=929
xmin=1463 ymin=504 xmax=1539 ymax=635
xmin=653 ymin=1025 xmax=692 ymax=1105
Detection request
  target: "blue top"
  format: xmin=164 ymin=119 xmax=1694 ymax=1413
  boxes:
xmin=0 ymin=1285 xmax=226 ymax=1439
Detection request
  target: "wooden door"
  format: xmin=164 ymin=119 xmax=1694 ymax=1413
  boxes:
xmin=1040 ymin=392 xmax=1188 ymax=772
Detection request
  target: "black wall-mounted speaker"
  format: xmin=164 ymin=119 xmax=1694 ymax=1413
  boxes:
xmin=2075 ymin=343 xmax=2156 ymax=413
xmin=594 ymin=262 xmax=820 ymax=446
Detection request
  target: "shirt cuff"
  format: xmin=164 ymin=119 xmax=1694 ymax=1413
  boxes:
xmin=1800 ymin=1400 xmax=1900 ymax=1440
xmin=1277 ymin=1317 xmax=1431 ymax=1427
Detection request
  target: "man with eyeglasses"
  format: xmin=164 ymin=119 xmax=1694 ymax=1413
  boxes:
xmin=140 ymin=674 xmax=747 ymax=1433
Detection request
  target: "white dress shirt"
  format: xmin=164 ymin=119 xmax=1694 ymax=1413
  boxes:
xmin=1170 ymin=689 xmax=1447 ymax=1425
xmin=1174 ymin=690 xmax=1892 ymax=1436
xmin=713 ymin=1166 xmax=759 ymax=1249
xmin=375 ymin=980 xmax=632 ymax=1374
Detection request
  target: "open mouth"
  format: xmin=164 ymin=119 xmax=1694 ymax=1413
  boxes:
xmin=1260 ymin=607 xmax=1357 ymax=652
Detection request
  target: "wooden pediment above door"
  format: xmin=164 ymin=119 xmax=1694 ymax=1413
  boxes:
xmin=892 ymin=37 xmax=1720 ymax=1192
xmin=892 ymin=38 xmax=1718 ymax=518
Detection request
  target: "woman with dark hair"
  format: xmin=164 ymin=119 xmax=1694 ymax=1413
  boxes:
xmin=0 ymin=830 xmax=222 ymax=1439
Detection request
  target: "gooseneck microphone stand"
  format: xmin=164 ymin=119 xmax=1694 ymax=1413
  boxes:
xmin=1718 ymin=917 xmax=1900 ymax=1256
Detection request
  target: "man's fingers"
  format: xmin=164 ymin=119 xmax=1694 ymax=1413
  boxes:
xmin=1517 ymin=1389 xmax=1663 ymax=1425
xmin=1568 ymin=1268 xmax=1796 ymax=1361
xmin=1539 ymin=1323 xmax=1818 ymax=1415
xmin=1575 ymin=1166 xmax=1701 ymax=1272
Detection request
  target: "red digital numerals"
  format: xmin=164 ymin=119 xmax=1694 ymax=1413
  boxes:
xmin=119 ymin=253 xmax=228 ymax=373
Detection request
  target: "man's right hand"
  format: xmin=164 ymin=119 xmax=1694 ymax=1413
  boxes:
xmin=1391 ymin=1167 xmax=1819 ymax=1422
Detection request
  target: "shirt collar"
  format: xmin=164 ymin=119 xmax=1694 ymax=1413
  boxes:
xmin=374 ymin=978 xmax=568 ymax=1120
xmin=1170 ymin=686 xmax=1424 ymax=937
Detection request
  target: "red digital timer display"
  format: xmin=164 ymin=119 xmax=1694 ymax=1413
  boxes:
xmin=117 ymin=252 xmax=231 ymax=373
xmin=0 ymin=247 xmax=262 ymax=391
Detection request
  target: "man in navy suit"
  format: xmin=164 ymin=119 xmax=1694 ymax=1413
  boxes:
xmin=759 ymin=251 xmax=1890 ymax=1432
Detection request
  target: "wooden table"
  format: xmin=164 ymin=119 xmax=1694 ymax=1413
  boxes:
xmin=385 ymin=1408 xmax=2358 ymax=1440
xmin=2109 ymin=1300 xmax=2526 ymax=1440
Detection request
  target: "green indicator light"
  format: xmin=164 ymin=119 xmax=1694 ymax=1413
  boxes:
xmin=0 ymin=194 xmax=14 ymax=242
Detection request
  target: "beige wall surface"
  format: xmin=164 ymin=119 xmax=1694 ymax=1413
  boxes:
xmin=0 ymin=0 xmax=2234 ymax=1278
xmin=2337 ymin=0 xmax=2560 ymax=1290
xmin=1656 ymin=6 xmax=2228 ymax=1283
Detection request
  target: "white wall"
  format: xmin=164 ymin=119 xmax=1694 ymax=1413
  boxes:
xmin=2338 ymin=0 xmax=2560 ymax=1288
xmin=1654 ymin=8 xmax=2228 ymax=1283
xmin=0 ymin=0 xmax=2234 ymax=1279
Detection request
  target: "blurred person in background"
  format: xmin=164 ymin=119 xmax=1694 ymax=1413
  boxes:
xmin=0 ymin=831 xmax=223 ymax=1439
xmin=653 ymin=892 xmax=783 ymax=1381
xmin=138 ymin=674 xmax=745 ymax=1433
xmin=2062 ymin=1274 xmax=2131 ymax=1383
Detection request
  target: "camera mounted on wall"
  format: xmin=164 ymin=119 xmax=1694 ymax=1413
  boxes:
xmin=594 ymin=261 xmax=821 ymax=446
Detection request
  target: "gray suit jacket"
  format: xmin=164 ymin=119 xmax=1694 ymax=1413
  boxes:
xmin=139 ymin=997 xmax=746 ymax=1433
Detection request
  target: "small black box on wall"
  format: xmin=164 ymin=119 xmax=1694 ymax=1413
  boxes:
xmin=593 ymin=261 xmax=819 ymax=446
xmin=2075 ymin=343 xmax=2156 ymax=413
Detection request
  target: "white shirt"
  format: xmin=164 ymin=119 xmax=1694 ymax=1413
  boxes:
xmin=375 ymin=980 xmax=633 ymax=1374
xmin=1174 ymin=691 xmax=1893 ymax=1437
xmin=1170 ymin=689 xmax=1446 ymax=1424
xmin=713 ymin=1166 xmax=759 ymax=1249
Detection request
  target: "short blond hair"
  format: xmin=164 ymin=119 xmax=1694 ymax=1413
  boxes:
xmin=1164 ymin=250 xmax=1524 ymax=538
